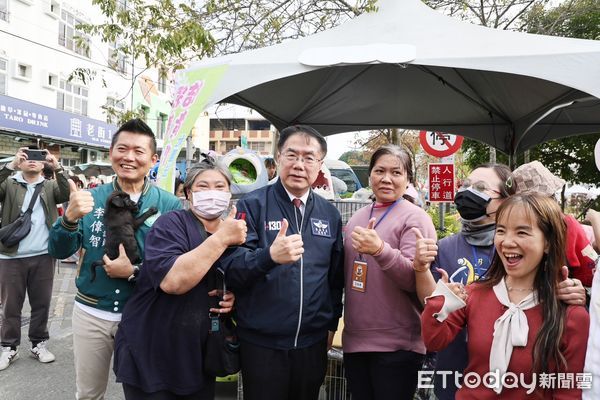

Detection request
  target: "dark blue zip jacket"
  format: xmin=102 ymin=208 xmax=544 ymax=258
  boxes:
xmin=222 ymin=180 xmax=344 ymax=350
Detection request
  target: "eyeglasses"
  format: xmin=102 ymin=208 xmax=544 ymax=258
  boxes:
xmin=460 ymin=179 xmax=502 ymax=196
xmin=281 ymin=151 xmax=322 ymax=167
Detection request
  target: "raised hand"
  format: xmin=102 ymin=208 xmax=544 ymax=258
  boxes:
xmin=64 ymin=179 xmax=94 ymax=222
xmin=351 ymin=217 xmax=383 ymax=255
xmin=9 ymin=147 xmax=29 ymax=170
xmin=437 ymin=267 xmax=468 ymax=302
xmin=216 ymin=206 xmax=247 ymax=246
xmin=557 ymin=265 xmax=586 ymax=305
xmin=269 ymin=218 xmax=304 ymax=264
xmin=412 ymin=227 xmax=437 ymax=271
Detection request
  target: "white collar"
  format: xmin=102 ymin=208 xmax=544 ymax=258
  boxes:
xmin=283 ymin=186 xmax=310 ymax=206
xmin=11 ymin=171 xmax=44 ymax=185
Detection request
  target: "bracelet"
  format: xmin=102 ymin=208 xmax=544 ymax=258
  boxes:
xmin=128 ymin=264 xmax=140 ymax=282
xmin=61 ymin=215 xmax=79 ymax=230
xmin=412 ymin=263 xmax=430 ymax=273
xmin=372 ymin=240 xmax=385 ymax=257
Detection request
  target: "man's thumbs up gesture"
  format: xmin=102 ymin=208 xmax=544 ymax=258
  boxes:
xmin=269 ymin=218 xmax=304 ymax=264
xmin=351 ymin=217 xmax=384 ymax=255
xmin=64 ymin=179 xmax=94 ymax=223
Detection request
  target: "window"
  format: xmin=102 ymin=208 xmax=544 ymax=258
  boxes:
xmin=57 ymin=79 xmax=88 ymax=116
xmin=156 ymin=113 xmax=167 ymax=140
xmin=46 ymin=0 xmax=60 ymax=18
xmin=158 ymin=67 xmax=167 ymax=93
xmin=210 ymin=118 xmax=245 ymax=130
xmin=108 ymin=42 xmax=128 ymax=74
xmin=0 ymin=0 xmax=8 ymax=22
xmin=105 ymin=97 xmax=125 ymax=123
xmin=0 ymin=58 xmax=6 ymax=94
xmin=43 ymin=71 xmax=59 ymax=89
xmin=140 ymin=105 xmax=149 ymax=122
xmin=225 ymin=142 xmax=239 ymax=151
xmin=59 ymin=10 xmax=90 ymax=57
xmin=248 ymin=120 xmax=271 ymax=130
xmin=249 ymin=142 xmax=267 ymax=152
xmin=13 ymin=61 xmax=32 ymax=81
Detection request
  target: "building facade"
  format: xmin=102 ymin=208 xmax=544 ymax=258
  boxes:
xmin=0 ymin=0 xmax=173 ymax=167
xmin=203 ymin=107 xmax=276 ymax=156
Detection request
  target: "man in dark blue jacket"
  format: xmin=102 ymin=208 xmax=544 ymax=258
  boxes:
xmin=222 ymin=125 xmax=344 ymax=400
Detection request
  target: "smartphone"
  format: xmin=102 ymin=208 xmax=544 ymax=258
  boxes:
xmin=25 ymin=149 xmax=48 ymax=161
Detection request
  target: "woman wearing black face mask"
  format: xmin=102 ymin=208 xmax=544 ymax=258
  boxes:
xmin=412 ymin=163 xmax=587 ymax=400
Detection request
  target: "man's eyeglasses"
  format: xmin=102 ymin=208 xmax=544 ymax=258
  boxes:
xmin=460 ymin=179 xmax=501 ymax=196
xmin=281 ymin=151 xmax=322 ymax=167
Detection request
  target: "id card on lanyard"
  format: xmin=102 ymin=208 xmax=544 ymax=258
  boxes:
xmin=351 ymin=256 xmax=368 ymax=292
xmin=351 ymin=199 xmax=401 ymax=293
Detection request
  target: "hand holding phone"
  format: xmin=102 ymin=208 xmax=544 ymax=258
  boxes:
xmin=24 ymin=149 xmax=48 ymax=162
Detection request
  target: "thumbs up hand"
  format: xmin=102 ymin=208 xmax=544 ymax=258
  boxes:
xmin=216 ymin=206 xmax=247 ymax=246
xmin=269 ymin=218 xmax=304 ymax=264
xmin=557 ymin=265 xmax=586 ymax=305
xmin=64 ymin=179 xmax=95 ymax=222
xmin=351 ymin=217 xmax=384 ymax=255
xmin=412 ymin=227 xmax=437 ymax=272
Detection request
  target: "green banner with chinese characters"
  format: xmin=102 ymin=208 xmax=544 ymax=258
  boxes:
xmin=156 ymin=65 xmax=229 ymax=192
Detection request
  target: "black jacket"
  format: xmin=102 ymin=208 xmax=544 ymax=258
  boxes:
xmin=222 ymin=180 xmax=344 ymax=350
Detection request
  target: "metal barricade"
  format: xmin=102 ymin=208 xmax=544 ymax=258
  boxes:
xmin=330 ymin=200 xmax=370 ymax=227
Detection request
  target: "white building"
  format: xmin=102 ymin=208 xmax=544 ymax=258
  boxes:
xmin=0 ymin=0 xmax=172 ymax=167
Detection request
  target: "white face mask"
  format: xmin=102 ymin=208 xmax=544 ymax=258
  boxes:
xmin=191 ymin=190 xmax=232 ymax=220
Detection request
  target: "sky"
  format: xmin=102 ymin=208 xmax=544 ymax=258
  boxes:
xmin=325 ymin=131 xmax=361 ymax=160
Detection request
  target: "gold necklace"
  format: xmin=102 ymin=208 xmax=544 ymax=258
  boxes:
xmin=507 ymin=286 xmax=534 ymax=292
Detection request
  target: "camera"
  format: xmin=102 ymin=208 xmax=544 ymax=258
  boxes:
xmin=24 ymin=149 xmax=48 ymax=162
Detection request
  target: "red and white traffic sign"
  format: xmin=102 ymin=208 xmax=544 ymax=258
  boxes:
xmin=419 ymin=131 xmax=463 ymax=158
xmin=429 ymin=163 xmax=455 ymax=203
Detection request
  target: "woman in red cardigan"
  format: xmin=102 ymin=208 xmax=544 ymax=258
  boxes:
xmin=421 ymin=193 xmax=589 ymax=399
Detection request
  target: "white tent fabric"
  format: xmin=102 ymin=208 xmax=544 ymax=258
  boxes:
xmin=182 ymin=0 xmax=600 ymax=156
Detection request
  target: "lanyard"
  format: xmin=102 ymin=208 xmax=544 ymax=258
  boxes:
xmin=471 ymin=246 xmax=481 ymax=278
xmin=368 ymin=199 xmax=401 ymax=230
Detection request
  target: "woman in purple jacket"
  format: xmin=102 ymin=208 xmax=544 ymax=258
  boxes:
xmin=342 ymin=144 xmax=436 ymax=400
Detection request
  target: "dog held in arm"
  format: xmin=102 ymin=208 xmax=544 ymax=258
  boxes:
xmin=91 ymin=191 xmax=157 ymax=281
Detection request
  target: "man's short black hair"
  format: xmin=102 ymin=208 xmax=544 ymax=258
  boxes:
xmin=111 ymin=118 xmax=157 ymax=154
xmin=277 ymin=125 xmax=327 ymax=157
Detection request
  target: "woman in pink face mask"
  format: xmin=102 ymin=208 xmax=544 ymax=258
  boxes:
xmin=113 ymin=160 xmax=247 ymax=400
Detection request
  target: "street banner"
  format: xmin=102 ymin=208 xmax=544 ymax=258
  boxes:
xmin=429 ymin=163 xmax=455 ymax=202
xmin=156 ymin=65 xmax=229 ymax=192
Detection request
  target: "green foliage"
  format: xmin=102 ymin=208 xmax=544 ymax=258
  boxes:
xmin=461 ymin=0 xmax=600 ymax=186
xmin=426 ymin=204 xmax=461 ymax=239
xmin=80 ymin=0 xmax=216 ymax=71
xmin=339 ymin=151 xmax=370 ymax=165
xmin=523 ymin=0 xmax=600 ymax=39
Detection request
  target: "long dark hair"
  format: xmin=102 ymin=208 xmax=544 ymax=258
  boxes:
xmin=480 ymin=193 xmax=567 ymax=373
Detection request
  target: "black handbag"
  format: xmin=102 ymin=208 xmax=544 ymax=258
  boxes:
xmin=0 ymin=183 xmax=44 ymax=247
xmin=190 ymin=211 xmax=241 ymax=377
xmin=203 ymin=267 xmax=241 ymax=377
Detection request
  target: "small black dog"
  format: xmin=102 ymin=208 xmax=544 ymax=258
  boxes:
xmin=90 ymin=191 xmax=158 ymax=281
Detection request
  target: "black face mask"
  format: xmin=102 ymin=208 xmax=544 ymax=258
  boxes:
xmin=454 ymin=187 xmax=491 ymax=222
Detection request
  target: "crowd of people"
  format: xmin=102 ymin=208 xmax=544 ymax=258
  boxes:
xmin=0 ymin=118 xmax=598 ymax=400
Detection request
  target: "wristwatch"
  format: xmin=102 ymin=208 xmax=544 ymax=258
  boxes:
xmin=128 ymin=264 xmax=141 ymax=282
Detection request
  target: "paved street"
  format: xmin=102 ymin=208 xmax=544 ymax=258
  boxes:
xmin=0 ymin=262 xmax=238 ymax=400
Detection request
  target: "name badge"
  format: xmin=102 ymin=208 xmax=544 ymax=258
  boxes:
xmin=351 ymin=260 xmax=367 ymax=292
xmin=310 ymin=218 xmax=331 ymax=237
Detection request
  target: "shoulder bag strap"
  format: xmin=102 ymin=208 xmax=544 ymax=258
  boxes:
xmin=25 ymin=183 xmax=44 ymax=213
xmin=188 ymin=209 xmax=216 ymax=288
